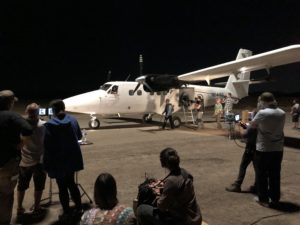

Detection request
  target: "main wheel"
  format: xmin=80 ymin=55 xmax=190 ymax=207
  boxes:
xmin=173 ymin=116 xmax=181 ymax=128
xmin=88 ymin=119 xmax=100 ymax=129
xmin=142 ymin=114 xmax=153 ymax=123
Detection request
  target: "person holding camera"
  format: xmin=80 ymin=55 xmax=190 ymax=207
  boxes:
xmin=226 ymin=110 xmax=257 ymax=193
xmin=251 ymin=92 xmax=285 ymax=208
xmin=136 ymin=148 xmax=202 ymax=225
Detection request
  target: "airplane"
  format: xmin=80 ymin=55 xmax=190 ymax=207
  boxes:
xmin=63 ymin=44 xmax=300 ymax=129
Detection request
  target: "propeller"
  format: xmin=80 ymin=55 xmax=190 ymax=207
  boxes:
xmin=132 ymin=75 xmax=153 ymax=94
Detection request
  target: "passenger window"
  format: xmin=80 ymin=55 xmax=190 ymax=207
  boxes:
xmin=163 ymin=91 xmax=168 ymax=95
xmin=137 ymin=90 xmax=142 ymax=96
xmin=129 ymin=90 xmax=134 ymax=96
xmin=157 ymin=92 xmax=161 ymax=95
xmin=150 ymin=92 xmax=154 ymax=95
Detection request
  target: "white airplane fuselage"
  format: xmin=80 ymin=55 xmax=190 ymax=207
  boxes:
xmin=63 ymin=81 xmax=228 ymax=117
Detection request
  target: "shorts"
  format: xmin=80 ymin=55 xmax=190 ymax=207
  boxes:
xmin=292 ymin=113 xmax=299 ymax=122
xmin=17 ymin=163 xmax=46 ymax=192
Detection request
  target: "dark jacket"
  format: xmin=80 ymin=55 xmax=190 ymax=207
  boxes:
xmin=43 ymin=114 xmax=83 ymax=178
xmin=157 ymin=168 xmax=202 ymax=225
xmin=0 ymin=110 xmax=32 ymax=167
xmin=243 ymin=126 xmax=257 ymax=153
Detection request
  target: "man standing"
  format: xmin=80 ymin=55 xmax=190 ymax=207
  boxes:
xmin=43 ymin=99 xmax=83 ymax=222
xmin=0 ymin=90 xmax=32 ymax=225
xmin=17 ymin=103 xmax=46 ymax=217
xmin=162 ymin=98 xmax=174 ymax=129
xmin=223 ymin=92 xmax=238 ymax=114
xmin=251 ymin=92 xmax=285 ymax=207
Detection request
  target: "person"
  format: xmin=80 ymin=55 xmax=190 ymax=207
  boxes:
xmin=214 ymin=97 xmax=223 ymax=129
xmin=43 ymin=99 xmax=84 ymax=221
xmin=16 ymin=103 xmax=47 ymax=217
xmin=136 ymin=147 xmax=202 ymax=225
xmin=80 ymin=173 xmax=136 ymax=225
xmin=251 ymin=92 xmax=285 ymax=208
xmin=162 ymin=99 xmax=174 ymax=129
xmin=193 ymin=96 xmax=204 ymax=129
xmin=0 ymin=90 xmax=33 ymax=225
xmin=290 ymin=99 xmax=299 ymax=129
xmin=223 ymin=92 xmax=238 ymax=114
xmin=226 ymin=110 xmax=257 ymax=193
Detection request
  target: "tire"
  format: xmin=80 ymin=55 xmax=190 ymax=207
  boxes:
xmin=88 ymin=119 xmax=100 ymax=129
xmin=173 ymin=116 xmax=181 ymax=128
xmin=142 ymin=114 xmax=153 ymax=123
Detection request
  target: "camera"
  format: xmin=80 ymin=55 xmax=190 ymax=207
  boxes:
xmin=39 ymin=108 xmax=47 ymax=116
xmin=38 ymin=107 xmax=53 ymax=116
xmin=239 ymin=121 xmax=248 ymax=129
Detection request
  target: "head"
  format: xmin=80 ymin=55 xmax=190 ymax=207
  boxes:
xmin=25 ymin=103 xmax=39 ymax=121
xmin=160 ymin=147 xmax=180 ymax=171
xmin=49 ymin=99 xmax=65 ymax=116
xmin=257 ymin=92 xmax=277 ymax=110
xmin=227 ymin=92 xmax=232 ymax=98
xmin=293 ymin=99 xmax=299 ymax=105
xmin=216 ymin=97 xmax=221 ymax=104
xmin=94 ymin=173 xmax=118 ymax=210
xmin=0 ymin=90 xmax=18 ymax=110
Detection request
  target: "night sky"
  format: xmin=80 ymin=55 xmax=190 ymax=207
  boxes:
xmin=1 ymin=1 xmax=300 ymax=99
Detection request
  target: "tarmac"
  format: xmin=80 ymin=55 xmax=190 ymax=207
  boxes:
xmin=10 ymin=99 xmax=300 ymax=225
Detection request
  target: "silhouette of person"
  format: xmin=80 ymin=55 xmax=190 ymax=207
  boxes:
xmin=251 ymin=92 xmax=285 ymax=208
xmin=136 ymin=148 xmax=202 ymax=225
xmin=0 ymin=90 xmax=32 ymax=225
xmin=17 ymin=103 xmax=47 ymax=217
xmin=81 ymin=173 xmax=136 ymax=225
xmin=43 ymin=99 xmax=84 ymax=221
xmin=162 ymin=99 xmax=175 ymax=129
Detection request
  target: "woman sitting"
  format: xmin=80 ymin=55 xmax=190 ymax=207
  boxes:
xmin=81 ymin=173 xmax=136 ymax=225
xmin=136 ymin=148 xmax=202 ymax=225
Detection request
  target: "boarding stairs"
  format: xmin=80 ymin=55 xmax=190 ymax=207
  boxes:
xmin=182 ymin=106 xmax=197 ymax=125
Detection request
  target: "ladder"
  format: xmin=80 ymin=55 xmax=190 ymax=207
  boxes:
xmin=183 ymin=106 xmax=196 ymax=124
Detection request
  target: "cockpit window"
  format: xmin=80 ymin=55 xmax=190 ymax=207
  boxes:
xmin=99 ymin=84 xmax=112 ymax=91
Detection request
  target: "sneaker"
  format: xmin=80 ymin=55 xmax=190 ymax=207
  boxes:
xmin=254 ymin=196 xmax=269 ymax=208
xmin=225 ymin=184 xmax=241 ymax=192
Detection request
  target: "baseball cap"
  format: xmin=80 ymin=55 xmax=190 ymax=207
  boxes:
xmin=0 ymin=90 xmax=18 ymax=102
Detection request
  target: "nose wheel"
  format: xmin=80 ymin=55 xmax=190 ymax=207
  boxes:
xmin=89 ymin=115 xmax=100 ymax=129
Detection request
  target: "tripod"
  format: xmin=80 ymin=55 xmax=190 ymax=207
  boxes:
xmin=75 ymin=172 xmax=93 ymax=204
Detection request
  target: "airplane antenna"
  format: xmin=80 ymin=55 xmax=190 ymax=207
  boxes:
xmin=125 ymin=74 xmax=131 ymax=81
xmin=139 ymin=54 xmax=143 ymax=76
xmin=106 ymin=70 xmax=112 ymax=81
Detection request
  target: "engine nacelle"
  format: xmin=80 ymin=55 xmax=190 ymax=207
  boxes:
xmin=142 ymin=74 xmax=183 ymax=92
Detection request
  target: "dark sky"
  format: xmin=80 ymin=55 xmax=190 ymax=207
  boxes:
xmin=1 ymin=0 xmax=300 ymax=99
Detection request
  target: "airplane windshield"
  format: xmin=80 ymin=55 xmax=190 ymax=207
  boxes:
xmin=99 ymin=84 xmax=112 ymax=91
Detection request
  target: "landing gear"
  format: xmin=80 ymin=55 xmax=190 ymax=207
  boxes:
xmin=142 ymin=114 xmax=153 ymax=123
xmin=173 ymin=116 xmax=181 ymax=128
xmin=88 ymin=115 xmax=100 ymax=129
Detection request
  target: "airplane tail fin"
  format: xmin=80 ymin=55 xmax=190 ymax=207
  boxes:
xmin=225 ymin=48 xmax=252 ymax=100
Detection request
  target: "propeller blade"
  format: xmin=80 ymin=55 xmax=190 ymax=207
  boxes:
xmin=143 ymin=82 xmax=153 ymax=92
xmin=133 ymin=83 xmax=141 ymax=94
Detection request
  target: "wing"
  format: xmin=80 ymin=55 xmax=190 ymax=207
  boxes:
xmin=178 ymin=45 xmax=300 ymax=83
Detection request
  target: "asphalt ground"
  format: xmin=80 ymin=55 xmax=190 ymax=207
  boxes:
xmin=9 ymin=99 xmax=300 ymax=225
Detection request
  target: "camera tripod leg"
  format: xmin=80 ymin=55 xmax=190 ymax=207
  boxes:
xmin=75 ymin=172 xmax=93 ymax=204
